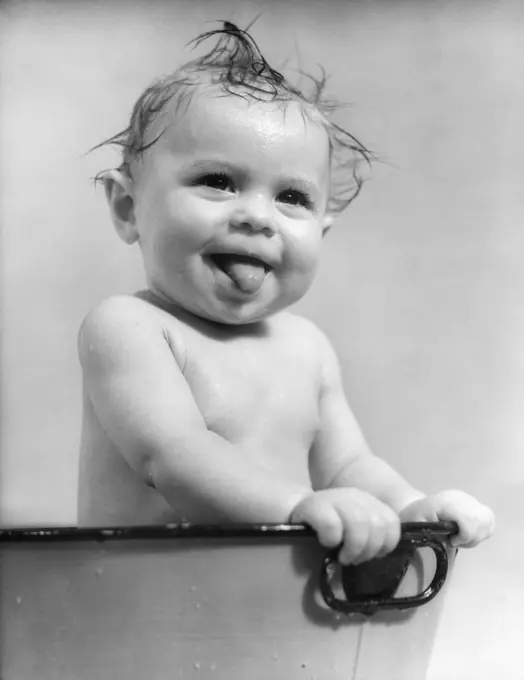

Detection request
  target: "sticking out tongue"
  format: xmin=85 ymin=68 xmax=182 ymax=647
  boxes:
xmin=213 ymin=254 xmax=268 ymax=294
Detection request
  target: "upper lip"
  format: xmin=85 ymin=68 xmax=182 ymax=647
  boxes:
xmin=205 ymin=243 xmax=280 ymax=270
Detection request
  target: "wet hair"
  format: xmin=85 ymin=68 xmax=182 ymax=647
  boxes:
xmin=93 ymin=21 xmax=374 ymax=213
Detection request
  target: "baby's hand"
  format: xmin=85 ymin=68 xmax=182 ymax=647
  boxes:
xmin=399 ymin=490 xmax=494 ymax=548
xmin=290 ymin=488 xmax=401 ymax=565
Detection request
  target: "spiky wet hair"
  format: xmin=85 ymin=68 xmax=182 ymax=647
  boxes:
xmin=94 ymin=21 xmax=374 ymax=213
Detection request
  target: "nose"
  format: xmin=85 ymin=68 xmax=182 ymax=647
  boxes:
xmin=229 ymin=192 xmax=277 ymax=238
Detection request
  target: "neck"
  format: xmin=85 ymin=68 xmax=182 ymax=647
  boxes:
xmin=136 ymin=288 xmax=271 ymax=340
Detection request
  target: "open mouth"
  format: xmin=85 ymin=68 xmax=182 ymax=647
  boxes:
xmin=208 ymin=253 xmax=271 ymax=294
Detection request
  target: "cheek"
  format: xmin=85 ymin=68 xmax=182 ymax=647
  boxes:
xmin=139 ymin=193 xmax=217 ymax=257
xmin=282 ymin=222 xmax=323 ymax=275
xmin=163 ymin=192 xmax=224 ymax=246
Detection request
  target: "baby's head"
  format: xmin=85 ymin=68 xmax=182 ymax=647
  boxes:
xmin=97 ymin=22 xmax=372 ymax=325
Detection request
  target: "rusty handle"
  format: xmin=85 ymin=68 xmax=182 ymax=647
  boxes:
xmin=318 ymin=521 xmax=458 ymax=616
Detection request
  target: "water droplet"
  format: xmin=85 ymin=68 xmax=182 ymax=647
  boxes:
xmin=272 ymin=653 xmax=278 ymax=661
xmin=195 ymin=603 xmax=201 ymax=609
xmin=210 ymin=662 xmax=217 ymax=671
xmin=16 ymin=596 xmax=22 ymax=605
xmin=190 ymin=586 xmax=197 ymax=592
xmin=193 ymin=662 xmax=200 ymax=670
xmin=95 ymin=567 xmax=103 ymax=576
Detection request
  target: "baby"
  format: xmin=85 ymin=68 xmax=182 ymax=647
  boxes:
xmin=78 ymin=23 xmax=494 ymax=564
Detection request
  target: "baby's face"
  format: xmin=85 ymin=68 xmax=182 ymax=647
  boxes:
xmin=126 ymin=91 xmax=333 ymax=324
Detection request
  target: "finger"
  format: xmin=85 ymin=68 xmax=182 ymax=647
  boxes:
xmin=451 ymin=509 xmax=495 ymax=548
xmin=449 ymin=516 xmax=482 ymax=547
xmin=482 ymin=509 xmax=496 ymax=540
xmin=349 ymin=532 xmax=381 ymax=565
xmin=359 ymin=511 xmax=401 ymax=562
xmin=376 ymin=514 xmax=402 ymax=559
xmin=308 ymin=505 xmax=344 ymax=549
xmin=338 ymin=520 xmax=370 ymax=565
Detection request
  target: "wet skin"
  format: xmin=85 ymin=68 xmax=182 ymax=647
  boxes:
xmin=78 ymin=93 xmax=494 ymax=562
xmin=112 ymin=93 xmax=334 ymax=324
xmin=80 ymin=94 xmax=336 ymax=525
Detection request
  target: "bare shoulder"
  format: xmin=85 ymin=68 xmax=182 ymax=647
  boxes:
xmin=271 ymin=310 xmax=319 ymax=337
xmin=80 ymin=294 xmax=151 ymax=330
xmin=79 ymin=294 xmax=155 ymax=350
xmin=270 ymin=311 xmax=337 ymax=368
xmin=78 ymin=294 xmax=185 ymax=369
xmin=273 ymin=312 xmax=341 ymax=387
xmin=272 ymin=311 xmax=334 ymax=351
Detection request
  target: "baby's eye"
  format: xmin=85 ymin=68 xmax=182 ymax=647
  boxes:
xmin=278 ymin=189 xmax=313 ymax=210
xmin=198 ymin=173 xmax=235 ymax=193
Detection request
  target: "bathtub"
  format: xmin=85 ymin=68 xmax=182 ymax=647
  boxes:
xmin=0 ymin=521 xmax=456 ymax=679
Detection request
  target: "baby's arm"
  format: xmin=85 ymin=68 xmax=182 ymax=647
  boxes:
xmin=78 ymin=297 xmax=311 ymax=523
xmin=292 ymin=330 xmax=494 ymax=561
xmin=309 ymin=382 xmax=424 ymax=513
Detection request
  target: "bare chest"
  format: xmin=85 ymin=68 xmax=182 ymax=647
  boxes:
xmin=181 ymin=332 xmax=321 ymax=452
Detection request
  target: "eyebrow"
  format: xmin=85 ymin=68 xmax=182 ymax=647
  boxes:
xmin=183 ymin=159 xmax=322 ymax=197
xmin=183 ymin=159 xmax=238 ymax=175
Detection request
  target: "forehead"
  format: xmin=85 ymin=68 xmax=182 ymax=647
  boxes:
xmin=148 ymin=90 xmax=330 ymax=181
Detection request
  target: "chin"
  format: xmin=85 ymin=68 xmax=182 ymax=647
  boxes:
xmin=203 ymin=301 xmax=277 ymax=327
xmin=209 ymin=309 xmax=269 ymax=327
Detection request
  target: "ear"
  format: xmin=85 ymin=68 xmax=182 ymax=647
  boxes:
xmin=321 ymin=212 xmax=336 ymax=236
xmin=103 ymin=170 xmax=139 ymax=245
